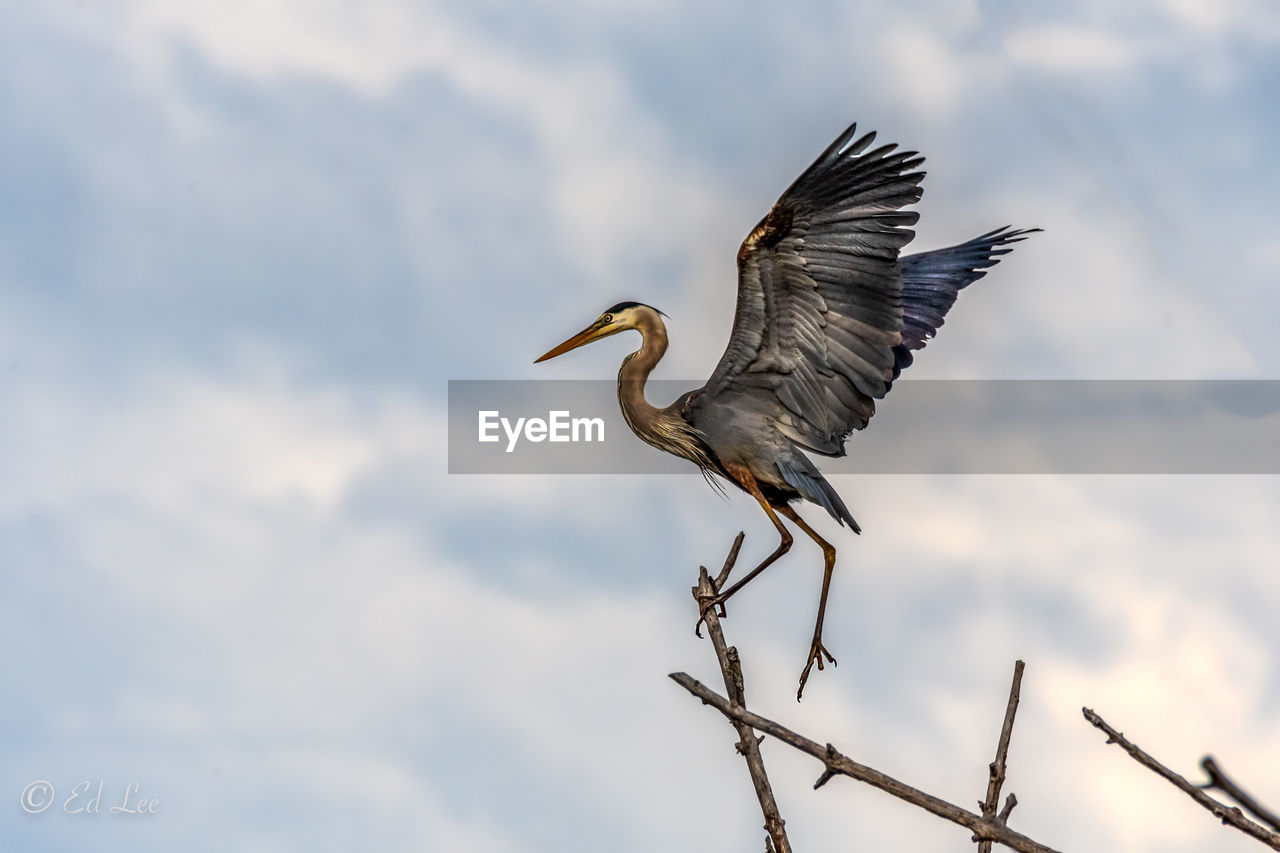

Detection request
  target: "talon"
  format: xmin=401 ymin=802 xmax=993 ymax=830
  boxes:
xmin=694 ymin=594 xmax=727 ymax=637
xmin=796 ymin=640 xmax=838 ymax=700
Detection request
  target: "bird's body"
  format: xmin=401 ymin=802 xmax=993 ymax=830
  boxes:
xmin=537 ymin=122 xmax=1036 ymax=697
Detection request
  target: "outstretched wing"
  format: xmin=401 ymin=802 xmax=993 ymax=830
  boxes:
xmin=692 ymin=123 xmax=925 ymax=457
xmin=892 ymin=226 xmax=1041 ymax=378
xmin=896 ymin=226 xmax=1039 ymax=355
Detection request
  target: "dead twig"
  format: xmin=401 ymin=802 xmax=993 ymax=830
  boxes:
xmin=693 ymin=532 xmax=792 ymax=853
xmin=671 ymin=671 xmax=1061 ymax=853
xmin=1083 ymin=708 xmax=1280 ymax=850
xmin=1201 ymin=757 xmax=1280 ymax=833
xmin=978 ymin=660 xmax=1026 ymax=852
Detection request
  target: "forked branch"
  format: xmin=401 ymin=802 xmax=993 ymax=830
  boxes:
xmin=1083 ymin=708 xmax=1280 ymax=850
xmin=670 ymin=670 xmax=1061 ymax=853
xmin=677 ymin=536 xmax=1275 ymax=851
xmin=693 ymin=532 xmax=792 ymax=853
xmin=978 ymin=660 xmax=1026 ymax=853
xmin=1201 ymin=756 xmax=1280 ymax=833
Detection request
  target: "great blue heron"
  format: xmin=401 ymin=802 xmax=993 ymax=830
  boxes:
xmin=536 ymin=122 xmax=1036 ymax=698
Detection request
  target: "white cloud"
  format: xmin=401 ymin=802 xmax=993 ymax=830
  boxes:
xmin=0 ymin=360 xmax=430 ymax=517
xmin=50 ymin=0 xmax=720 ymax=288
xmin=1004 ymin=25 xmax=1143 ymax=73
xmin=264 ymin=747 xmax=523 ymax=853
xmin=878 ymin=24 xmax=1006 ymax=115
xmin=1144 ymin=0 xmax=1280 ymax=40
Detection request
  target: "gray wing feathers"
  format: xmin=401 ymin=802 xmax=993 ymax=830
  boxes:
xmin=697 ymin=123 xmax=927 ymax=457
xmin=897 ymin=226 xmax=1039 ymax=351
xmin=892 ymin=226 xmax=1040 ymax=378
xmin=778 ymin=456 xmax=861 ymax=531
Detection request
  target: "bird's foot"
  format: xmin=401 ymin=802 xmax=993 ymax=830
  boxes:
xmin=693 ymin=593 xmax=728 ymax=638
xmin=796 ymin=639 xmax=837 ymax=700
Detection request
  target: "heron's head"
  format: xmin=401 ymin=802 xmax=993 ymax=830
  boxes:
xmin=534 ymin=301 xmax=664 ymax=363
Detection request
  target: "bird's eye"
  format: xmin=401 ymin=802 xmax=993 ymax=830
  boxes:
xmin=601 ymin=314 xmax=614 ymax=324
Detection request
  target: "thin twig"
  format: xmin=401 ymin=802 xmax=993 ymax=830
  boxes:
xmin=671 ymin=672 xmax=1062 ymax=853
xmin=998 ymin=794 xmax=1018 ymax=823
xmin=713 ymin=531 xmax=746 ymax=591
xmin=1201 ymin=757 xmax=1280 ymax=832
xmin=978 ymin=660 xmax=1026 ymax=852
xmin=1082 ymin=708 xmax=1280 ymax=850
xmin=692 ymin=533 xmax=792 ymax=853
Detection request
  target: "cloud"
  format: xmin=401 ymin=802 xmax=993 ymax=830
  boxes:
xmin=877 ymin=24 xmax=1007 ymax=115
xmin=3 ymin=3 xmax=1279 ymax=851
xmin=59 ymin=0 xmax=722 ymax=289
xmin=1144 ymin=0 xmax=1280 ymax=40
xmin=1004 ymin=25 xmax=1143 ymax=73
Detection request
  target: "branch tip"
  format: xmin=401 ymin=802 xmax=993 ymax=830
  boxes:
xmin=1086 ymin=708 xmax=1280 ymax=849
xmin=999 ymin=793 xmax=1018 ymax=822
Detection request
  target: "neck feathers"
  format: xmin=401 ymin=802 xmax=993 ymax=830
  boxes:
xmin=617 ymin=308 xmax=668 ymax=439
xmin=616 ymin=309 xmax=717 ymax=473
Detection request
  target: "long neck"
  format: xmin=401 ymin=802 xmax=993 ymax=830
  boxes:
xmin=617 ymin=311 xmax=674 ymax=442
xmin=616 ymin=310 xmax=719 ymax=474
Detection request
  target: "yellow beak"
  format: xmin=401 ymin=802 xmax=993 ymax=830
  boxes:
xmin=534 ymin=321 xmax=619 ymax=363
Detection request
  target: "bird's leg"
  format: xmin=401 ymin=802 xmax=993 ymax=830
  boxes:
xmin=778 ymin=504 xmax=838 ymax=700
xmin=696 ymin=476 xmax=792 ymax=635
xmin=695 ymin=532 xmax=746 ymax=627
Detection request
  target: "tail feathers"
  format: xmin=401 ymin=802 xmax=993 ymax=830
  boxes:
xmin=777 ymin=460 xmax=861 ymax=532
xmin=893 ymin=225 xmax=1040 ymax=380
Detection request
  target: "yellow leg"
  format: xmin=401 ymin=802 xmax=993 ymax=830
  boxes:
xmin=698 ymin=465 xmax=793 ymax=623
xmin=778 ymin=504 xmax=838 ymax=700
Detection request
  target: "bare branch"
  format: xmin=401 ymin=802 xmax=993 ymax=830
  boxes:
xmin=1082 ymin=708 xmax=1280 ymax=850
xmin=978 ymin=660 xmax=1026 ymax=852
xmin=998 ymin=794 xmax=1018 ymax=823
xmin=712 ymin=530 xmax=746 ymax=591
xmin=692 ymin=533 xmax=792 ymax=853
xmin=1201 ymin=756 xmax=1280 ymax=833
xmin=671 ymin=672 xmax=1062 ymax=853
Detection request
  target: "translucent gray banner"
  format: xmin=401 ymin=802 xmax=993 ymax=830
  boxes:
xmin=448 ymin=380 xmax=1280 ymax=474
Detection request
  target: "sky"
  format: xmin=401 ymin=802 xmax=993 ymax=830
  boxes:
xmin=2 ymin=1 xmax=1279 ymax=851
